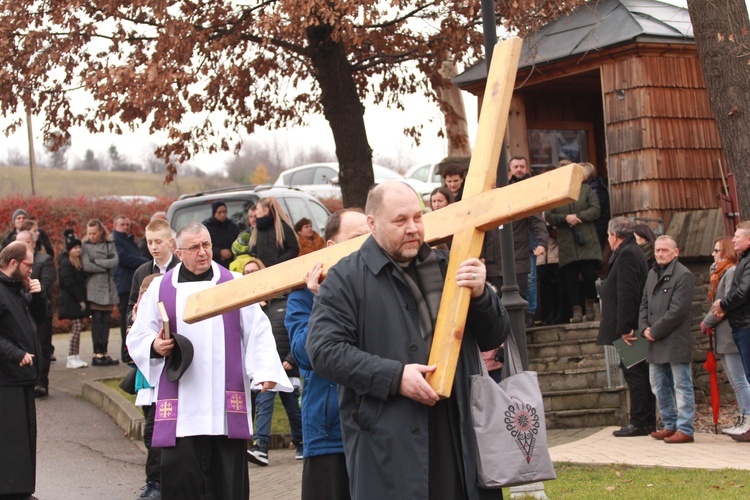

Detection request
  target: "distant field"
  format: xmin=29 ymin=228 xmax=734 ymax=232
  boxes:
xmin=0 ymin=165 xmax=232 ymax=198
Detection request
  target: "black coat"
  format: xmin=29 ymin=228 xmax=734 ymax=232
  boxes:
xmin=28 ymin=252 xmax=56 ymax=321
xmin=262 ymin=297 xmax=299 ymax=378
xmin=722 ymin=248 xmax=750 ymax=330
xmin=307 ymin=237 xmax=508 ymax=500
xmin=202 ymin=216 xmax=240 ymax=268
xmin=597 ymin=235 xmax=648 ymax=345
xmin=249 ymin=220 xmax=299 ymax=268
xmin=0 ymin=272 xmax=41 ymax=386
xmin=1 ymin=228 xmax=54 ymax=257
xmin=113 ymin=231 xmax=149 ymax=295
xmin=57 ymin=252 xmax=88 ymax=320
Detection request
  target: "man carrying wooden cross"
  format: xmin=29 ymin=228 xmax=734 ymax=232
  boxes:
xmin=306 ymin=181 xmax=509 ymax=500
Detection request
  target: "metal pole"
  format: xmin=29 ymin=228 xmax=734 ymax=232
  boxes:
xmin=26 ymin=111 xmax=37 ymax=196
xmin=480 ymin=0 xmax=529 ymax=374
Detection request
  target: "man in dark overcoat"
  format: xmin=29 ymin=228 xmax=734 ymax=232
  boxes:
xmin=0 ymin=241 xmax=43 ymax=497
xmin=307 ymin=181 xmax=509 ymax=500
xmin=639 ymin=235 xmax=695 ymax=444
xmin=597 ymin=217 xmax=654 ymax=436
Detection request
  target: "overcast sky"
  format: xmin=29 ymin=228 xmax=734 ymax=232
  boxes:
xmin=0 ymin=0 xmax=742 ymax=177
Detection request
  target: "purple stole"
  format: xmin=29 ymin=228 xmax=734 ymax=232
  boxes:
xmin=151 ymin=266 xmax=250 ymax=448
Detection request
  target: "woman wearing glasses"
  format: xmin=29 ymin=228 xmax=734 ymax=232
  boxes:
xmin=701 ymin=235 xmax=750 ymax=436
xmin=81 ymin=219 xmax=120 ymax=366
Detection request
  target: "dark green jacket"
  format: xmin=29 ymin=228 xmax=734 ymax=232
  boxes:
xmin=545 ymin=182 xmax=602 ymax=267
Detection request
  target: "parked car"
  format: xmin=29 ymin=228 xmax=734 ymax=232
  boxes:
xmin=405 ymin=162 xmax=443 ymax=192
xmin=167 ymin=185 xmax=330 ymax=235
xmin=274 ymin=162 xmax=433 ymax=203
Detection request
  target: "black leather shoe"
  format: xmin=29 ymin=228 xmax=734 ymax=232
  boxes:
xmin=613 ymin=424 xmax=649 ymax=437
xmin=34 ymin=385 xmax=48 ymax=398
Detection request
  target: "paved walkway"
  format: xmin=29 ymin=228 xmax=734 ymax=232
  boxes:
xmin=47 ymin=331 xmax=750 ymax=499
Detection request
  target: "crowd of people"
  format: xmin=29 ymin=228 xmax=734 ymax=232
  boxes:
xmin=4 ymin=163 xmax=750 ymax=500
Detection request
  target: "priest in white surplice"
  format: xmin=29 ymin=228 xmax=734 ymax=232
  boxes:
xmin=128 ymin=222 xmax=291 ymax=499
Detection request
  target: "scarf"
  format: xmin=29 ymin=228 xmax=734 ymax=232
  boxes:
xmin=389 ymin=244 xmax=444 ymax=350
xmin=708 ymin=259 xmax=733 ymax=302
xmin=639 ymin=241 xmax=653 ymax=264
xmin=255 ymin=214 xmax=274 ymax=230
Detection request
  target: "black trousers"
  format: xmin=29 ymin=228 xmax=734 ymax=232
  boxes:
xmin=488 ymin=272 xmax=529 ymax=300
xmin=302 ymin=453 xmax=350 ymax=500
xmin=35 ymin=318 xmax=53 ymax=390
xmin=118 ymin=293 xmax=130 ymax=359
xmin=90 ymin=309 xmax=112 ymax=355
xmin=142 ymin=404 xmax=161 ymax=484
xmin=621 ymin=360 xmax=656 ymax=429
xmin=0 ymin=385 xmax=36 ymax=496
xmin=561 ymin=259 xmax=600 ymax=306
xmin=161 ymin=435 xmax=248 ymax=500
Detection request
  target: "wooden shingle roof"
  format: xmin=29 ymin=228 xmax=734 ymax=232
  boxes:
xmin=454 ymin=0 xmax=694 ymax=87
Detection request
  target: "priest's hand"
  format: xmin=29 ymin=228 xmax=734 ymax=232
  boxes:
xmin=400 ymin=363 xmax=439 ymax=406
xmin=153 ymin=333 xmax=175 ymax=357
xmin=456 ymin=258 xmax=486 ymax=298
xmin=257 ymin=381 xmax=277 ymax=393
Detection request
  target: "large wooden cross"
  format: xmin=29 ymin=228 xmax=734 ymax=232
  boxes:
xmin=183 ymin=38 xmax=583 ymax=397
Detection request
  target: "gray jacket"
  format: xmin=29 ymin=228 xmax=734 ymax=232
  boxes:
xmin=703 ymin=265 xmax=738 ymax=355
xmin=639 ymin=258 xmax=695 ymax=364
xmin=307 ymin=237 xmax=508 ymax=500
xmin=81 ymin=240 xmax=119 ymax=306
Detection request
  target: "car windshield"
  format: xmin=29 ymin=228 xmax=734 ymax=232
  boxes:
xmin=171 ymin=198 xmax=257 ymax=232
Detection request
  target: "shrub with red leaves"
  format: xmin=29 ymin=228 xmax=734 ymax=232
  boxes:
xmin=1 ymin=195 xmax=172 ymax=333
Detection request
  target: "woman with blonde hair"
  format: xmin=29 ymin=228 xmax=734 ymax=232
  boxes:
xmin=248 ymin=196 xmax=299 ymax=267
xmin=81 ymin=219 xmax=120 ymax=366
xmin=701 ymin=235 xmax=750 ymax=436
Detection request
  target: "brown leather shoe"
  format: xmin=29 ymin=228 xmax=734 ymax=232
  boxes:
xmin=650 ymin=429 xmax=676 ymax=440
xmin=731 ymin=429 xmax=750 ymax=442
xmin=664 ymin=431 xmax=694 ymax=444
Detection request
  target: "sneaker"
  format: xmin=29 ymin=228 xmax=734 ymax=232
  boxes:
xmin=295 ymin=443 xmax=304 ymax=460
xmin=139 ymin=481 xmax=161 ymax=499
xmin=67 ymin=355 xmax=88 ymax=369
xmin=724 ymin=415 xmax=750 ymax=436
xmin=247 ymin=440 xmax=269 ymax=466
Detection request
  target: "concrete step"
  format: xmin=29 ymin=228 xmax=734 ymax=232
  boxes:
xmin=543 ymin=387 xmax=626 ymax=414
xmin=545 ymin=407 xmax=627 ymax=429
xmin=527 ymin=339 xmax=605 ymax=359
xmin=536 ymin=367 xmax=611 ymax=392
xmin=529 ymin=353 xmax=607 ymax=372
xmin=527 ymin=323 xmax=600 ymax=344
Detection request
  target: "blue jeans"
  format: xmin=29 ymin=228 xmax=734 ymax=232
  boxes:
xmin=527 ymin=254 xmax=538 ymax=314
xmin=649 ymin=362 xmax=695 ymax=436
xmin=722 ymin=352 xmax=750 ymax=415
xmin=732 ymin=327 xmax=750 ymax=381
xmin=253 ymin=388 xmax=303 ymax=445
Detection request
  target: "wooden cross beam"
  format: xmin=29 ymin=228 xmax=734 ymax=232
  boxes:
xmin=182 ymin=37 xmax=584 ymax=397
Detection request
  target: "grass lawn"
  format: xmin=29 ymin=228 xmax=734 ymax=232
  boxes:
xmin=525 ymin=463 xmax=748 ymax=499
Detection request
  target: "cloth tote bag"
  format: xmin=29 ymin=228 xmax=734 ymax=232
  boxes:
xmin=470 ymin=333 xmax=556 ymax=488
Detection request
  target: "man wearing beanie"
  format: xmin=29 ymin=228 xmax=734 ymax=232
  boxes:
xmin=202 ymin=200 xmax=240 ymax=269
xmin=2 ymin=209 xmax=55 ymax=256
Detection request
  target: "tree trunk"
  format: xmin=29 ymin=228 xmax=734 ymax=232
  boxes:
xmin=307 ymin=25 xmax=374 ymax=209
xmin=687 ymin=0 xmax=750 ymax=219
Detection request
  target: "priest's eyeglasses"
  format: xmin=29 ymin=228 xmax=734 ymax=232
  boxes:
xmin=179 ymin=242 xmax=213 ymax=253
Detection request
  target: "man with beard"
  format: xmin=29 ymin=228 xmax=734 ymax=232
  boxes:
xmin=307 ymin=181 xmax=509 ymax=500
xmin=0 ymin=241 xmax=43 ymax=497
xmin=483 ymin=156 xmax=547 ymax=327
